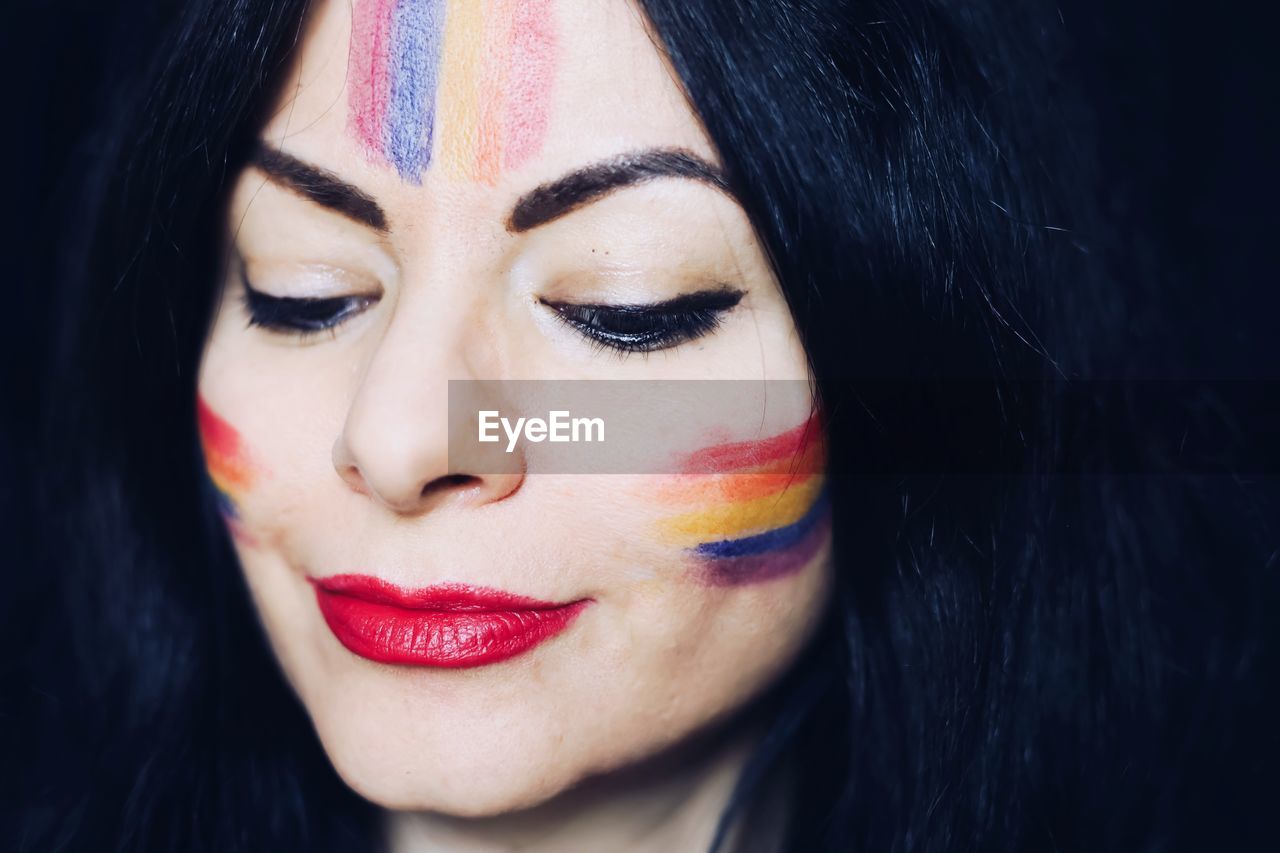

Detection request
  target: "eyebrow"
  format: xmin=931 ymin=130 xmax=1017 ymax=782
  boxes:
xmin=250 ymin=144 xmax=730 ymax=235
xmin=251 ymin=145 xmax=389 ymax=231
xmin=506 ymin=148 xmax=731 ymax=232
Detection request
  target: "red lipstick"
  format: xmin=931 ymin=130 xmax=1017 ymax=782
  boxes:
xmin=308 ymin=574 xmax=592 ymax=668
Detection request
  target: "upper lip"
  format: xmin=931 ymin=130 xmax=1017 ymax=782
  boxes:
xmin=306 ymin=573 xmax=585 ymax=611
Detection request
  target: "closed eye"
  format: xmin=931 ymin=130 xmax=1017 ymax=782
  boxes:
xmin=540 ymin=288 xmax=743 ymax=354
xmin=241 ymin=274 xmax=378 ymax=338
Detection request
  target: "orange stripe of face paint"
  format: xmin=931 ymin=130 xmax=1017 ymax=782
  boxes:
xmin=474 ymin=0 xmax=517 ymax=184
xmin=659 ymin=437 xmax=826 ymax=505
xmin=660 ymin=473 xmax=825 ymax=543
xmin=654 ymin=412 xmax=830 ymax=586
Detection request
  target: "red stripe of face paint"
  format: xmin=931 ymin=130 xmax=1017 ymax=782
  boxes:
xmin=196 ymin=396 xmax=256 ymax=489
xmin=678 ymin=412 xmax=824 ymax=475
xmin=348 ymin=0 xmax=396 ymax=155
xmin=196 ymin=396 xmax=240 ymax=457
xmin=502 ymin=0 xmax=557 ymax=171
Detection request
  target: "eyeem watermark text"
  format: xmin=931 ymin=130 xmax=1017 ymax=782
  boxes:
xmin=478 ymin=410 xmax=605 ymax=453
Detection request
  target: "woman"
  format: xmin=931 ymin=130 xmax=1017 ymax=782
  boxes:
xmin=4 ymin=0 xmax=1274 ymax=850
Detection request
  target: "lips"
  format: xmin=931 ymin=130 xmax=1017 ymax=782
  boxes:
xmin=308 ymin=574 xmax=592 ymax=668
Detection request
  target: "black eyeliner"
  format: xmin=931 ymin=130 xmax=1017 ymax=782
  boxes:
xmin=540 ymin=287 xmax=743 ymax=316
xmin=240 ymin=273 xmax=374 ymax=334
xmin=539 ymin=287 xmax=744 ymax=354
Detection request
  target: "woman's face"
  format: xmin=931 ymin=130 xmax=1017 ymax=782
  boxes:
xmin=197 ymin=0 xmax=833 ymax=815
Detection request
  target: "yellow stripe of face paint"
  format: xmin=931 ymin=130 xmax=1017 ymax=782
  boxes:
xmin=207 ymin=466 xmax=247 ymax=500
xmin=659 ymin=474 xmax=824 ymax=544
xmin=437 ymin=0 xmax=485 ymax=179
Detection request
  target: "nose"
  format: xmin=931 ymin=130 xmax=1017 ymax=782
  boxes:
xmin=332 ymin=305 xmax=524 ymax=516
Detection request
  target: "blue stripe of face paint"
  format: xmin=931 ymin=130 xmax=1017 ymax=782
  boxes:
xmin=203 ymin=473 xmax=240 ymax=519
xmin=692 ymin=488 xmax=830 ymax=559
xmin=384 ymin=0 xmax=444 ymax=181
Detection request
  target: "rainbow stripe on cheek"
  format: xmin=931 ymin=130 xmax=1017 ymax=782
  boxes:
xmin=196 ymin=397 xmax=259 ymax=537
xmin=347 ymin=0 xmax=557 ymax=184
xmin=659 ymin=416 xmax=831 ymax=587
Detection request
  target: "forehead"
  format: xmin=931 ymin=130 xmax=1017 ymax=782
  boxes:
xmin=261 ymin=0 xmax=716 ymax=192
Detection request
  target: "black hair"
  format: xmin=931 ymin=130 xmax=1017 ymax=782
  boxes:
xmin=4 ymin=1 xmax=1275 ymax=851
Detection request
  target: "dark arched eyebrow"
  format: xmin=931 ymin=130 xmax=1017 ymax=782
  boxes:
xmin=250 ymin=144 xmax=730 ymax=235
xmin=252 ymin=144 xmax=388 ymax=232
xmin=506 ymin=148 xmax=731 ymax=232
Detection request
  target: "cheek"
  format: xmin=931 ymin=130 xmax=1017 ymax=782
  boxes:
xmin=586 ymin=414 xmax=833 ymax=700
xmin=196 ymin=384 xmax=334 ymax=558
xmin=607 ymin=504 xmax=832 ymax=747
xmin=647 ymin=413 xmax=829 ymax=588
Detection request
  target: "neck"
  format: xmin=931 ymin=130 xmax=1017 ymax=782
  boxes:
xmin=385 ymin=711 xmax=792 ymax=853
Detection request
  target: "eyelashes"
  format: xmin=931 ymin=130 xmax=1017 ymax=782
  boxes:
xmin=240 ymin=274 xmax=743 ymax=355
xmin=241 ymin=276 xmax=377 ymax=339
xmin=539 ymin=289 xmax=743 ymax=354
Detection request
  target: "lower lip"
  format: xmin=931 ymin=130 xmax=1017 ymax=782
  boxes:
xmin=308 ymin=575 xmax=592 ymax=668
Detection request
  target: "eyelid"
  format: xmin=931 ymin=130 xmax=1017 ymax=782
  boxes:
xmin=538 ymin=287 xmax=744 ymax=316
xmin=538 ymin=288 xmax=743 ymax=355
xmin=239 ymin=272 xmax=380 ymax=338
xmin=237 ymin=260 xmax=382 ymax=301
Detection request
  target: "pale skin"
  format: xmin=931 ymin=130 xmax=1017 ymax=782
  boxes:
xmin=197 ymin=0 xmax=833 ymax=850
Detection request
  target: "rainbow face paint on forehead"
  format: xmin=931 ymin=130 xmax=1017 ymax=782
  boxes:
xmin=197 ymin=396 xmax=260 ymax=539
xmin=659 ymin=414 xmax=830 ymax=587
xmin=347 ymin=0 xmax=557 ymax=183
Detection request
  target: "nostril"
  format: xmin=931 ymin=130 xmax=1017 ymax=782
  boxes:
xmin=420 ymin=473 xmax=478 ymax=498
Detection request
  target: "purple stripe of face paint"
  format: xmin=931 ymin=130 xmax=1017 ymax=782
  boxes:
xmin=693 ymin=488 xmax=830 ymax=559
xmin=384 ymin=0 xmax=444 ymax=181
xmin=215 ymin=490 xmax=239 ymax=518
xmin=697 ymin=512 xmax=831 ymax=587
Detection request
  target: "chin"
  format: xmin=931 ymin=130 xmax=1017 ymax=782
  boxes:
xmin=337 ymin=761 xmax=570 ymax=818
xmin=326 ymin=746 xmax=571 ymax=816
xmin=310 ymin=705 xmax=602 ymax=817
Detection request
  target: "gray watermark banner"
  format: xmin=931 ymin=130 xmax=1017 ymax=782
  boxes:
xmin=448 ymin=380 xmax=819 ymax=475
xmin=446 ymin=379 xmax=1280 ymax=476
